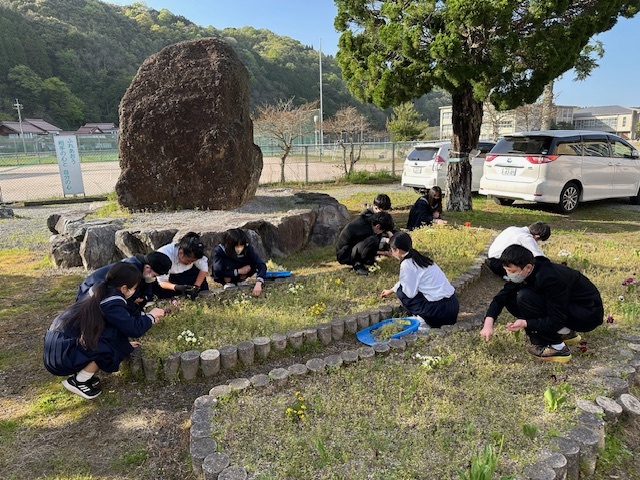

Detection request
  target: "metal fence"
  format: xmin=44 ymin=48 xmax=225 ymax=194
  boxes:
xmin=0 ymin=138 xmax=422 ymax=203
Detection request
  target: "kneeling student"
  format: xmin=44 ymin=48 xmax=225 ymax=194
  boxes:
xmin=480 ymin=244 xmax=603 ymax=363
xmin=44 ymin=263 xmax=165 ymax=399
xmin=213 ymin=228 xmax=267 ymax=297
xmin=380 ymin=232 xmax=458 ymax=328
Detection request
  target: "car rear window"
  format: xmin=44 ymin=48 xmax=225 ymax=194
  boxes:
xmin=493 ymin=136 xmax=554 ymax=155
xmin=407 ymin=147 xmax=439 ymax=162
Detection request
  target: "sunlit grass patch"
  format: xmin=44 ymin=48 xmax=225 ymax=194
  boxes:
xmin=0 ymin=248 xmax=50 ymax=274
xmin=210 ymin=330 xmax=594 ymax=479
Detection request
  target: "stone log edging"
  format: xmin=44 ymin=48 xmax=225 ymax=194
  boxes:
xmin=190 ymin=334 xmax=417 ymax=478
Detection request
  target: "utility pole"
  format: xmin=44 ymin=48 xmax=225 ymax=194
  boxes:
xmin=318 ymin=39 xmax=323 ymax=156
xmin=13 ymin=98 xmax=27 ymax=153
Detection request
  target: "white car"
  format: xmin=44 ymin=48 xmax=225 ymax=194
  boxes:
xmin=401 ymin=141 xmax=495 ymax=193
xmin=479 ymin=130 xmax=640 ymax=213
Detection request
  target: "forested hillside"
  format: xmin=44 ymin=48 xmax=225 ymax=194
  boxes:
xmin=0 ymin=0 xmax=450 ymax=130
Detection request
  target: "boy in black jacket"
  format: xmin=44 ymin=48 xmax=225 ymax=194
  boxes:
xmin=480 ymin=244 xmax=603 ymax=363
xmin=335 ymin=210 xmax=395 ymax=276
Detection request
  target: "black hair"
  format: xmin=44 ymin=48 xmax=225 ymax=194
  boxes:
xmin=373 ymin=194 xmax=391 ymax=211
xmin=223 ymin=228 xmax=249 ymax=252
xmin=371 ymin=211 xmax=395 ymax=232
xmin=529 ymin=221 xmax=551 ymax=241
xmin=389 ymin=231 xmax=434 ymax=268
xmin=500 ymin=244 xmax=534 ymax=268
xmin=61 ymin=263 xmax=142 ymax=350
xmin=177 ymin=232 xmax=205 ymax=259
xmin=427 ymin=186 xmax=443 ymax=213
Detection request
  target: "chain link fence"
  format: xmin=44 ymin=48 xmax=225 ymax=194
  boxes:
xmin=0 ymin=135 xmax=421 ymax=203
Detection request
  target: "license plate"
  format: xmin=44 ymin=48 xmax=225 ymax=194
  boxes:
xmin=412 ymin=167 xmax=421 ymax=174
xmin=502 ymin=167 xmax=516 ymax=176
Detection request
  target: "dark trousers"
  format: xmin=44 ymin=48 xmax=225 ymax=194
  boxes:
xmin=153 ymin=266 xmax=209 ymax=299
xmin=505 ymin=288 xmax=603 ymax=345
xmin=337 ymin=236 xmax=379 ymax=266
xmin=396 ymin=286 xmax=459 ymax=328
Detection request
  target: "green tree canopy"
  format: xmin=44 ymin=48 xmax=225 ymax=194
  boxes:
xmin=335 ymin=0 xmax=640 ymax=211
xmin=386 ymin=102 xmax=429 ymax=141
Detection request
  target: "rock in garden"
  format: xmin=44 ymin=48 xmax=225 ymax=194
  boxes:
xmin=117 ymin=37 xmax=263 ymax=211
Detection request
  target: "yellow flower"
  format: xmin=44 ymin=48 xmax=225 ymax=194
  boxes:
xmin=300 ymin=414 xmax=305 ymax=420
xmin=286 ymin=408 xmax=292 ymax=414
xmin=295 ymin=391 xmax=300 ymax=396
xmin=301 ymin=405 xmax=307 ymax=410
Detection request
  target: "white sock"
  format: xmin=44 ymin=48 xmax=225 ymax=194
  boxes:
xmin=557 ymin=327 xmax=571 ymax=334
xmin=76 ymin=368 xmax=95 ymax=383
xmin=551 ymin=343 xmax=566 ymax=350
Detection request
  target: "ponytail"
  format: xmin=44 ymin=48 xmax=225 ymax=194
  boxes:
xmin=389 ymin=232 xmax=434 ymax=269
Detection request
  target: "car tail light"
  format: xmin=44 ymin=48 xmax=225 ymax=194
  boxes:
xmin=435 ymin=155 xmax=445 ymax=163
xmin=485 ymin=154 xmax=498 ymax=162
xmin=524 ymin=155 xmax=558 ymax=164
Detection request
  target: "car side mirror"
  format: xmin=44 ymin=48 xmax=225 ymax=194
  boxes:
xmin=632 ymin=148 xmax=640 ymax=159
xmin=469 ymin=149 xmax=480 ymax=158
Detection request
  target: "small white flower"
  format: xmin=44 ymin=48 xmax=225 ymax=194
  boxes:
xmin=619 ymin=295 xmax=625 ymax=301
xmin=558 ymin=249 xmax=572 ymax=258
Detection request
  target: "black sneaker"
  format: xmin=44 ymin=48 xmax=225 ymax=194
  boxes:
xmin=62 ymin=375 xmax=102 ymax=400
xmin=528 ymin=345 xmax=571 ymax=363
xmin=89 ymin=376 xmax=101 ymax=389
xmin=559 ymin=330 xmax=582 ymax=346
xmin=353 ymin=263 xmax=369 ymax=276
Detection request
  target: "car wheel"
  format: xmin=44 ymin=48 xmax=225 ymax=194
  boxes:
xmin=557 ymin=182 xmax=580 ymax=214
xmin=493 ymin=197 xmax=515 ymax=206
xmin=630 ymin=186 xmax=640 ymax=205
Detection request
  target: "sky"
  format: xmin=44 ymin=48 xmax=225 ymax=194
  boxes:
xmin=107 ymin=0 xmax=640 ymax=108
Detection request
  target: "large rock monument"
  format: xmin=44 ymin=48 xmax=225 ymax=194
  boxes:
xmin=116 ymin=38 xmax=263 ymax=211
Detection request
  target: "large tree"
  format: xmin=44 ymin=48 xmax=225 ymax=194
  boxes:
xmin=335 ymin=0 xmax=640 ymax=211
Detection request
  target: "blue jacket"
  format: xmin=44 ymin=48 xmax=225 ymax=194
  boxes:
xmin=212 ymin=244 xmax=266 ymax=283
xmin=76 ymin=255 xmax=153 ymax=310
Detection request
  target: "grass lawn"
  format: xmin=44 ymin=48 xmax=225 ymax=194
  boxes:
xmin=1 ymin=183 xmax=639 ymax=479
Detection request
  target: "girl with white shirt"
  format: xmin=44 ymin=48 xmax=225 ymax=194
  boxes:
xmin=381 ymin=232 xmax=459 ymax=328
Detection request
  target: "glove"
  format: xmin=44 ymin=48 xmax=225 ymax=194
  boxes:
xmin=174 ymin=284 xmax=189 ymax=294
xmin=186 ymin=285 xmax=200 ymax=300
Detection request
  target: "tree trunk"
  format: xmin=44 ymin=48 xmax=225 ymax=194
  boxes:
xmin=448 ymin=89 xmax=483 ymax=212
xmin=541 ymin=81 xmax=554 ymax=131
xmin=280 ymin=145 xmax=291 ymax=183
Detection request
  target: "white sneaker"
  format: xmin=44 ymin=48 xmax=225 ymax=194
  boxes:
xmin=223 ymin=283 xmax=237 ymax=290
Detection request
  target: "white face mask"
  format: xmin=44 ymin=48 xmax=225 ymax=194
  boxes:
xmin=142 ymin=273 xmax=155 ymax=283
xmin=123 ymin=286 xmax=136 ymax=299
xmin=506 ymin=265 xmax=532 ymax=284
xmin=235 ymin=246 xmax=245 ymax=255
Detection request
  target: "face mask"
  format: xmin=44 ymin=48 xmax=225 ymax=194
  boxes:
xmin=235 ymin=246 xmax=245 ymax=256
xmin=506 ymin=266 xmax=530 ymax=284
xmin=143 ymin=273 xmax=155 ymax=283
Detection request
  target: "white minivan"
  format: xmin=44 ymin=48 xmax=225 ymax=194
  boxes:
xmin=401 ymin=141 xmax=495 ymax=193
xmin=479 ymin=130 xmax=640 ymax=213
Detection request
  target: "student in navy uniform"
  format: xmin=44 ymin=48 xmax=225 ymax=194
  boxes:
xmin=335 ymin=211 xmax=395 ymax=275
xmin=406 ymin=186 xmax=446 ymax=230
xmin=480 ymin=245 xmax=604 ymax=363
xmin=44 ymin=262 xmax=166 ymax=399
xmin=155 ymin=232 xmax=209 ymax=299
xmin=213 ymin=228 xmax=267 ymax=297
xmin=76 ymin=251 xmax=172 ymax=311
xmin=381 ymin=232 xmax=458 ymax=328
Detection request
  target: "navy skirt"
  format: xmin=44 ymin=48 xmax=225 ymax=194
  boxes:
xmin=396 ymin=286 xmax=459 ymax=328
xmin=43 ymin=329 xmax=129 ymax=375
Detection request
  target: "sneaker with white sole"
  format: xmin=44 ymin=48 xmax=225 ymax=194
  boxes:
xmin=223 ymin=283 xmax=237 ymax=290
xmin=559 ymin=330 xmax=582 ymax=346
xmin=528 ymin=344 xmax=571 ymax=363
xmin=353 ymin=263 xmax=369 ymax=276
xmin=237 ymin=281 xmax=249 ymax=287
xmin=62 ymin=375 xmax=102 ymax=399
